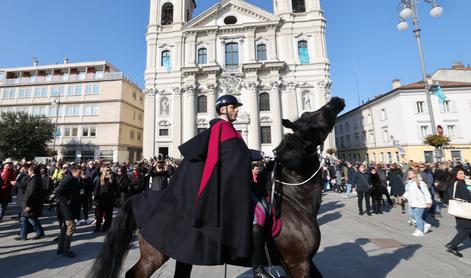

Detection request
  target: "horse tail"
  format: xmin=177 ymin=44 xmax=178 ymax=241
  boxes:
xmin=89 ymin=197 xmax=136 ymax=278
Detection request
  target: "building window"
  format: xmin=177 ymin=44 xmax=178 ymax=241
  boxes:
xmin=420 ymin=125 xmax=429 ymax=138
xmin=132 ymin=91 xmax=137 ymax=100
xmin=159 ymin=129 xmax=169 ymax=136
xmin=441 ymin=100 xmax=451 ymax=113
xmin=387 ymin=152 xmax=392 ymax=163
xmin=83 ymin=104 xmax=98 ymax=116
xmin=34 ymin=87 xmax=48 ymax=98
xmin=198 ymin=48 xmax=208 ymax=64
xmin=259 ymin=92 xmax=270 ymax=111
xmin=298 ymin=40 xmax=310 ymax=64
xmin=161 ymin=3 xmax=174 ymax=25
xmin=18 ymin=88 xmax=32 ymax=98
xmin=261 ymin=126 xmax=272 ymax=144
xmin=68 ymin=85 xmax=82 ymax=96
xmin=256 ymin=44 xmax=267 ymax=61
xmin=345 ymin=122 xmax=350 ymax=131
xmin=65 ymin=105 xmax=81 ymax=116
xmin=416 ymin=101 xmax=425 ymax=113
xmin=2 ymin=88 xmax=15 ymax=99
xmin=78 ymin=71 xmax=86 ymax=80
xmin=64 ymin=127 xmax=71 ymax=137
xmin=197 ymin=95 xmax=207 ymax=113
xmin=51 ymin=86 xmax=65 ymax=97
xmin=32 ymin=106 xmax=47 ymax=116
xmin=346 ymin=135 xmax=351 ymax=147
xmin=137 ymin=132 xmax=141 ymax=141
xmin=424 ymin=151 xmax=434 ymax=163
xmin=447 ymin=125 xmax=456 ymax=137
xmin=292 ymin=0 xmax=306 ymax=13
xmin=380 ymin=152 xmax=385 ymax=162
xmin=138 ymin=113 xmax=142 ymax=122
xmin=224 ymin=16 xmax=237 ymax=25
xmin=90 ymin=127 xmax=96 ymax=137
xmin=225 ymin=43 xmax=239 ymax=66
xmin=451 ymin=150 xmax=462 ymax=161
xmin=100 ymin=150 xmax=114 ymax=161
xmin=161 ymin=50 xmax=171 ymax=71
xmin=382 ymin=129 xmax=389 ymax=143
xmin=130 ymin=130 xmax=135 ymax=139
xmin=396 ymin=152 xmax=400 ymax=162
xmin=139 ymin=96 xmax=143 ymax=103
xmin=379 ymin=108 xmax=387 ymax=121
xmin=71 ymin=127 xmax=78 ymax=137
xmin=82 ymin=127 xmax=89 ymax=137
xmin=49 ymin=107 xmax=63 ymax=117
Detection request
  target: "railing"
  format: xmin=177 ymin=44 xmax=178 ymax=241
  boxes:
xmin=0 ymin=72 xmax=141 ymax=89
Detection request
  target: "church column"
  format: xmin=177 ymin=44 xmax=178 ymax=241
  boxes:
xmin=187 ymin=33 xmax=197 ymax=66
xmin=247 ymin=29 xmax=256 ymax=63
xmin=270 ymin=81 xmax=283 ymax=145
xmin=182 ymin=86 xmax=196 ymax=141
xmin=171 ymin=88 xmax=183 ymax=156
xmin=208 ymin=30 xmax=218 ymax=64
xmin=143 ymin=90 xmax=156 ymax=158
xmin=267 ymin=26 xmax=278 ymax=61
xmin=206 ymin=84 xmax=217 ymax=118
xmin=248 ymin=82 xmax=261 ymax=150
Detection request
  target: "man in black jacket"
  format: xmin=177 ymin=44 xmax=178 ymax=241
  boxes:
xmin=353 ymin=164 xmax=372 ymax=216
xmin=148 ymin=161 xmax=168 ymax=191
xmin=56 ymin=165 xmax=81 ymax=258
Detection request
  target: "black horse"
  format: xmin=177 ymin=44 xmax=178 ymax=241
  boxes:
xmin=89 ymin=97 xmax=345 ymax=278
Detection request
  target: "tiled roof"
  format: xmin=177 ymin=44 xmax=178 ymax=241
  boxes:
xmin=400 ymin=80 xmax=471 ymax=89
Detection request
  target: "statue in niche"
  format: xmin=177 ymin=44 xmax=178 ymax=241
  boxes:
xmin=160 ymin=97 xmax=169 ymax=115
xmin=303 ymin=93 xmax=312 ymax=110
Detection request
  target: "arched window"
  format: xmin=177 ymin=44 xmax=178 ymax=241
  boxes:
xmin=298 ymin=40 xmax=310 ymax=64
xmin=197 ymin=95 xmax=207 ymax=113
xmin=292 ymin=0 xmax=306 ymax=13
xmin=161 ymin=50 xmax=171 ymax=71
xmin=225 ymin=43 xmax=239 ymax=66
xmin=161 ymin=3 xmax=174 ymax=25
xmin=197 ymin=48 xmax=207 ymax=65
xmin=259 ymin=92 xmax=270 ymax=111
xmin=256 ymin=44 xmax=267 ymax=61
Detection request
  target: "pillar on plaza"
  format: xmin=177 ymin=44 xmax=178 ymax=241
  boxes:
xmin=270 ymin=81 xmax=283 ymax=146
xmin=182 ymin=86 xmax=196 ymax=142
xmin=206 ymin=84 xmax=217 ymax=119
xmin=248 ymin=82 xmax=261 ymax=150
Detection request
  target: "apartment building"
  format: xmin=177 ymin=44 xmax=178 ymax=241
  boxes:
xmin=0 ymin=60 xmax=144 ymax=162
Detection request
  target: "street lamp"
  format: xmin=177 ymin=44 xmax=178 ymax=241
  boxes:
xmin=51 ymin=97 xmax=61 ymax=160
xmin=396 ymin=0 xmax=443 ymax=161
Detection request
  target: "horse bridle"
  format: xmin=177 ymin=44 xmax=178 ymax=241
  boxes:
xmin=270 ymin=144 xmax=324 ymax=206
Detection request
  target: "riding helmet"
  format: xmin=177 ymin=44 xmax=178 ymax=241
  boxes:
xmin=215 ymin=94 xmax=243 ymax=112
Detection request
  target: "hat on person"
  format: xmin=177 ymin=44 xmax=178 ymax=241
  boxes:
xmin=4 ymin=158 xmax=13 ymax=164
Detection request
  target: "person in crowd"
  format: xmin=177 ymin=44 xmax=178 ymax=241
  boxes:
xmin=48 ymin=161 xmax=57 ymax=177
xmin=321 ymin=165 xmax=331 ymax=192
xmin=149 ymin=161 xmax=169 ymax=191
xmin=403 ymin=169 xmax=432 ymax=237
xmin=40 ymin=167 xmax=52 ymax=205
xmin=0 ymin=159 xmax=16 ymax=221
xmin=369 ymin=167 xmax=383 ymax=214
xmin=434 ymin=162 xmax=451 ymax=207
xmin=93 ymin=166 xmax=117 ymax=232
xmin=56 ymin=165 xmax=82 ymax=258
xmin=343 ymin=161 xmax=356 ymax=198
xmin=15 ymin=164 xmax=30 ymax=229
xmin=129 ymin=167 xmax=145 ymax=196
xmin=388 ymin=163 xmax=405 ymax=213
xmin=418 ymin=163 xmax=441 ymax=217
xmin=376 ymin=163 xmax=394 ymax=207
xmin=353 ymin=164 xmax=372 ymax=216
xmin=115 ymin=166 xmax=130 ymax=206
xmin=85 ymin=161 xmax=99 ymax=183
xmin=445 ymin=166 xmax=471 ymax=257
xmin=78 ymin=170 xmax=93 ymax=225
xmin=52 ymin=162 xmax=66 ymax=187
xmin=18 ymin=165 xmax=45 ymax=240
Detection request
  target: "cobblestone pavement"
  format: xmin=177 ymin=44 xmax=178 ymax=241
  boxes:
xmin=0 ymin=192 xmax=470 ymax=277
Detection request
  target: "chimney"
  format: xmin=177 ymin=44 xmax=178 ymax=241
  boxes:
xmin=64 ymin=58 xmax=69 ymax=64
xmin=452 ymin=61 xmax=464 ymax=69
xmin=33 ymin=58 xmax=39 ymax=67
xmin=392 ymin=79 xmax=401 ymax=89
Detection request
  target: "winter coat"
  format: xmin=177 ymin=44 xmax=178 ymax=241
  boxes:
xmin=388 ymin=168 xmax=405 ymax=196
xmin=56 ymin=173 xmax=81 ymax=220
xmin=0 ymin=169 xmax=16 ymax=204
xmin=353 ymin=171 xmax=371 ymax=193
xmin=93 ymin=174 xmax=117 ymax=208
xmin=149 ymin=169 xmax=169 ymax=191
xmin=433 ymin=168 xmax=450 ymax=192
xmin=129 ymin=173 xmax=145 ymax=195
xmin=376 ymin=169 xmax=388 ymax=187
xmin=448 ymin=180 xmax=471 ymax=230
xmin=370 ymin=173 xmax=383 ymax=199
xmin=403 ymin=180 xmax=432 ymax=208
xmin=16 ymin=172 xmax=29 ymax=212
xmin=24 ymin=174 xmax=43 ymax=218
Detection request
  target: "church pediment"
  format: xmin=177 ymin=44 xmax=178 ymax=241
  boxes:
xmin=184 ymin=0 xmax=280 ymax=29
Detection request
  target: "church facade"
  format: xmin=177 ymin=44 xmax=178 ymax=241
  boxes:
xmin=143 ymin=0 xmax=332 ymax=158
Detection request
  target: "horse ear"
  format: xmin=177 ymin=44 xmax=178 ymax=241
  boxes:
xmin=282 ymin=119 xmax=297 ymax=131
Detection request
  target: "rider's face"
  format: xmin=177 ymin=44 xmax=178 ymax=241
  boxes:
xmin=222 ymin=105 xmax=239 ymax=122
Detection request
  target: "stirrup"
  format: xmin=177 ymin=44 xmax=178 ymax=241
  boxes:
xmin=254 ymin=266 xmax=275 ymax=278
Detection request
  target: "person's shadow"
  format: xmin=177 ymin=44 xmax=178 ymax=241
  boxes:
xmin=315 ymin=238 xmax=421 ymax=277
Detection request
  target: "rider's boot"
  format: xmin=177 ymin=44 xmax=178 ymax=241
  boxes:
xmin=252 ymin=224 xmax=273 ymax=278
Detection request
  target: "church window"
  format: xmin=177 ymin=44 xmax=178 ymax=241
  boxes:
xmin=261 ymin=126 xmax=272 ymax=144
xmin=161 ymin=50 xmax=171 ymax=72
xmin=197 ymin=95 xmax=207 ymax=113
xmin=298 ymin=40 xmax=310 ymax=64
xmin=197 ymin=48 xmax=207 ymax=64
xmin=225 ymin=43 xmax=239 ymax=66
xmin=259 ymin=92 xmax=270 ymax=111
xmin=161 ymin=3 xmax=174 ymax=25
xmin=292 ymin=0 xmax=306 ymax=13
xmin=256 ymin=44 xmax=267 ymax=61
xmin=224 ymin=16 xmax=237 ymax=25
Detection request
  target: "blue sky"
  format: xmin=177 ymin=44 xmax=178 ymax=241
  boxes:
xmin=0 ymin=0 xmax=469 ymax=112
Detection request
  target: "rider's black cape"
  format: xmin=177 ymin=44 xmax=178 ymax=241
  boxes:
xmin=133 ymin=118 xmax=252 ymax=265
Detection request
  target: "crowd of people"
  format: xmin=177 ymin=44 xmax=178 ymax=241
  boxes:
xmin=0 ymin=157 xmax=179 ymax=258
xmin=321 ymin=158 xmax=471 ymax=256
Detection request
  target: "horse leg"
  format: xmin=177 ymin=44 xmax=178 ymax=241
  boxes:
xmin=125 ymin=235 xmax=169 ymax=278
xmin=174 ymin=261 xmax=193 ymax=278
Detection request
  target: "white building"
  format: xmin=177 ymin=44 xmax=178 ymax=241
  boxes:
xmin=336 ymin=63 xmax=471 ymax=163
xmin=143 ymin=0 xmax=332 ymax=158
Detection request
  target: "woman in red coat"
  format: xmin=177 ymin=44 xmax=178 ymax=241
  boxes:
xmin=0 ymin=160 xmax=17 ymax=221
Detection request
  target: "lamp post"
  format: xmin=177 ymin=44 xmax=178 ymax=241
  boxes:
xmin=396 ymin=0 xmax=443 ymax=161
xmin=51 ymin=97 xmax=61 ymax=160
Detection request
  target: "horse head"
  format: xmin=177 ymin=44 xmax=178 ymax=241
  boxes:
xmin=275 ymin=97 xmax=345 ymax=171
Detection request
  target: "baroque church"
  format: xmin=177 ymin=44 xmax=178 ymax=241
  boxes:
xmin=143 ymin=0 xmax=332 ymax=158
